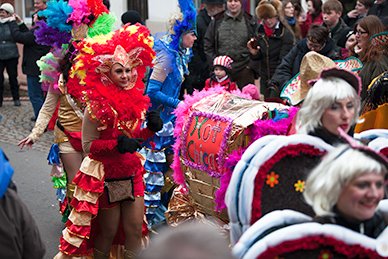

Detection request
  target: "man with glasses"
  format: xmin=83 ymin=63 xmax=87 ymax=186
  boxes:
xmin=268 ymin=25 xmax=338 ymax=92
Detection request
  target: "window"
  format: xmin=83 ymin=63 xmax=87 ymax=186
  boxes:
xmin=24 ymin=0 xmax=34 ymax=17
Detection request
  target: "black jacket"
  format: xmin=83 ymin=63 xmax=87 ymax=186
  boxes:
xmin=9 ymin=21 xmax=51 ymax=76
xmin=322 ymin=18 xmax=350 ymax=56
xmin=368 ymin=1 xmax=388 ymax=27
xmin=0 ymin=21 xmax=19 ymax=60
xmin=343 ymin=14 xmax=362 ymax=30
xmin=181 ymin=8 xmax=212 ymax=94
xmin=250 ymin=20 xmax=295 ymax=83
xmin=314 ymin=208 xmax=388 ymax=239
xmin=269 ymin=38 xmax=337 ymax=89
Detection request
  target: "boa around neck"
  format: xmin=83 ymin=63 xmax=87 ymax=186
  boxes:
xmin=68 ymin=24 xmax=155 ymax=134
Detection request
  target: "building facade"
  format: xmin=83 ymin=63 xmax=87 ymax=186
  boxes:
xmin=7 ymin=0 xmax=257 ymax=34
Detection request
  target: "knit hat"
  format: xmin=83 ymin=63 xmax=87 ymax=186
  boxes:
xmin=242 ymin=84 xmax=260 ymax=100
xmin=336 ymin=28 xmax=353 ymax=49
xmin=280 ymin=52 xmax=363 ymax=106
xmin=0 ymin=3 xmax=14 ymax=14
xmin=121 ymin=10 xmax=145 ymax=25
xmin=213 ymin=55 xmax=233 ymax=70
xmin=256 ymin=0 xmax=282 ymax=19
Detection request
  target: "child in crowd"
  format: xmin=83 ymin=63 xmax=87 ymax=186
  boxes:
xmin=337 ymin=30 xmax=356 ymax=59
xmin=242 ymin=84 xmax=261 ymax=100
xmin=204 ymin=56 xmax=237 ymax=92
xmin=321 ymin=0 xmax=350 ymax=56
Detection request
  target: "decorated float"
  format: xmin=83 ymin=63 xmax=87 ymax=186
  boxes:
xmin=166 ymin=86 xmax=297 ymax=225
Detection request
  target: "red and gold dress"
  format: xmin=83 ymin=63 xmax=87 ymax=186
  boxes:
xmin=55 ymin=24 xmax=155 ymax=258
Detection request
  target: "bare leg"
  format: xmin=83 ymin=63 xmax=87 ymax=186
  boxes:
xmin=94 ymin=205 xmax=121 ymax=254
xmin=122 ymin=197 xmax=144 ymax=253
xmin=60 ymin=152 xmax=85 ymax=183
xmin=165 ymin=154 xmax=174 ymax=179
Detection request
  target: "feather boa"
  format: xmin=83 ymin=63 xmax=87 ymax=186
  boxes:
xmin=249 ymin=107 xmax=298 ymax=142
xmin=87 ymin=12 xmax=117 ymax=38
xmin=37 ymin=45 xmax=68 ymax=91
xmin=87 ymin=0 xmax=109 ymax=23
xmin=38 ymin=0 xmax=73 ymax=32
xmin=34 ymin=20 xmax=72 ymax=48
xmin=68 ymin=24 xmax=155 ymax=134
xmin=67 ymin=0 xmax=91 ymax=26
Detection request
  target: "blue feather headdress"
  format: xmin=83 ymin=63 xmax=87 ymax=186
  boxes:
xmin=170 ymin=0 xmax=197 ymax=51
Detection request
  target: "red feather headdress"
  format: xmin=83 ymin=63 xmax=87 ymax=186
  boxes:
xmin=67 ymin=24 xmax=155 ymax=136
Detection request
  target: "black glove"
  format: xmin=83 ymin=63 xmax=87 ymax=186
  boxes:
xmin=146 ymin=104 xmax=163 ymax=132
xmin=117 ymin=136 xmax=144 ymax=154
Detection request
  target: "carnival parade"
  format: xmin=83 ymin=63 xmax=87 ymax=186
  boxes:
xmin=1 ymin=0 xmax=388 ymax=258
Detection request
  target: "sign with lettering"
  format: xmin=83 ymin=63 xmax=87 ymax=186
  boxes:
xmin=181 ymin=111 xmax=233 ymax=177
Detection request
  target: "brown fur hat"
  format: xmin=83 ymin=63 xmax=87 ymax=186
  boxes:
xmin=256 ymin=0 xmax=282 ymax=19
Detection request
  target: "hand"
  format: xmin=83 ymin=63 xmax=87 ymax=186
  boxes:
xmin=18 ymin=137 xmax=34 ymax=150
xmin=247 ymin=39 xmax=260 ymax=56
xmin=347 ymin=9 xmax=358 ymax=18
xmin=32 ymin=13 xmax=38 ymax=24
xmin=13 ymin=13 xmax=22 ymax=23
xmin=117 ymin=136 xmax=144 ymax=154
xmin=146 ymin=104 xmax=163 ymax=132
xmin=9 ymin=16 xmax=16 ymax=22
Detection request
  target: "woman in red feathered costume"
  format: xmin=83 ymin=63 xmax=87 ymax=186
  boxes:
xmin=54 ymin=24 xmax=163 ymax=259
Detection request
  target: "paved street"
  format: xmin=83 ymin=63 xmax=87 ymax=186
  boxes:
xmin=0 ymin=99 xmax=62 ymax=259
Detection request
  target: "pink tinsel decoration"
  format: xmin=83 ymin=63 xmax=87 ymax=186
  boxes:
xmin=214 ymin=147 xmax=246 ymax=211
xmin=250 ymin=107 xmax=298 ymax=142
xmin=171 ymin=86 xmax=249 ymax=188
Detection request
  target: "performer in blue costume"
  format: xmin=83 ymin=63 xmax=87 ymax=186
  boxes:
xmin=142 ymin=0 xmax=197 ymax=226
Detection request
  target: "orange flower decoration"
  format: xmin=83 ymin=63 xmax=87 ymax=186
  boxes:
xmin=266 ymin=171 xmax=279 ymax=188
xmin=294 ymin=180 xmax=305 ymax=192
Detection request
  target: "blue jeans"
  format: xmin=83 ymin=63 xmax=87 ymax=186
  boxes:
xmin=27 ymin=76 xmax=45 ymax=118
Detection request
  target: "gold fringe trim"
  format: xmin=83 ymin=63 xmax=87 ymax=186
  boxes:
xmin=143 ymin=146 xmax=168 ymax=152
xmin=65 ymin=226 xmax=90 ymax=240
xmin=145 ymin=169 xmax=163 ymax=175
xmin=144 ymin=190 xmax=161 ymax=195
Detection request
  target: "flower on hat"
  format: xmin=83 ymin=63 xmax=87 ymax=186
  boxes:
xmin=294 ymin=179 xmax=305 ymax=192
xmin=213 ymin=56 xmax=233 ymax=70
xmin=266 ymin=171 xmax=279 ymax=188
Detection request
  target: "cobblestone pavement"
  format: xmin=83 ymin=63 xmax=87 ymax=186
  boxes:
xmin=0 ymin=100 xmax=53 ymax=152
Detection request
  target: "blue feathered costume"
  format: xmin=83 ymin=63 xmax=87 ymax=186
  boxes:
xmin=141 ymin=0 xmax=197 ymax=226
